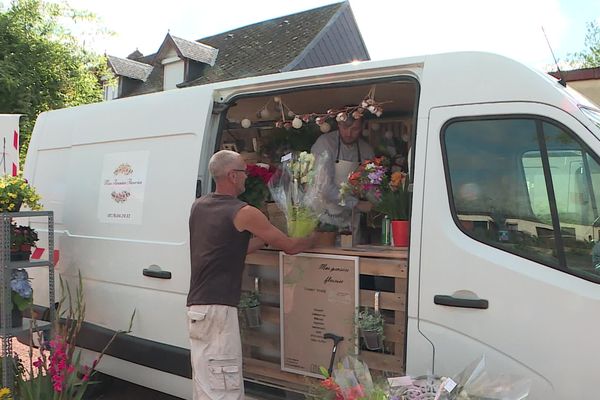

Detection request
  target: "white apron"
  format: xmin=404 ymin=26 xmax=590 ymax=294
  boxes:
xmin=321 ymin=134 xmax=362 ymax=232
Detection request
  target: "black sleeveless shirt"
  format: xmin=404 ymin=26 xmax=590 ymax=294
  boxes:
xmin=187 ymin=193 xmax=250 ymax=307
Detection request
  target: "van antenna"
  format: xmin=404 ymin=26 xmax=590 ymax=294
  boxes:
xmin=542 ymin=26 xmax=567 ymax=87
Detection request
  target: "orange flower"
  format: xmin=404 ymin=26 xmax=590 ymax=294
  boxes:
xmin=390 ymin=171 xmax=406 ymax=189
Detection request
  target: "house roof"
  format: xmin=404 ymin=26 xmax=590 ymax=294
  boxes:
xmin=154 ymin=34 xmax=219 ymax=66
xmin=180 ymin=1 xmax=346 ymax=86
xmin=109 ymin=1 xmax=364 ymax=96
xmin=107 ymin=55 xmax=153 ymax=82
xmin=549 ymin=66 xmax=600 ymax=82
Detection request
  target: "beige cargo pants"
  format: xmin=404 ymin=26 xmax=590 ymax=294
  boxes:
xmin=188 ymin=305 xmax=244 ymax=400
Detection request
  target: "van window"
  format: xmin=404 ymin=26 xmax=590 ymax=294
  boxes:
xmin=444 ymin=117 xmax=600 ymax=282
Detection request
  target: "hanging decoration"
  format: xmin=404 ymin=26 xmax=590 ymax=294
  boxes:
xmin=240 ymin=86 xmax=390 ymax=132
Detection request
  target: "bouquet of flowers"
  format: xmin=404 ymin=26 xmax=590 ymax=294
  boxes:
xmin=316 ymin=356 xmax=388 ymax=400
xmin=238 ymin=163 xmax=275 ymax=209
xmin=0 ymin=173 xmax=42 ymax=212
xmin=340 ymin=157 xmax=409 ymax=220
xmin=268 ymin=151 xmax=329 ymax=237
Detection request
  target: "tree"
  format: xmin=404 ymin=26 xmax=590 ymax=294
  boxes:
xmin=0 ymin=0 xmax=113 ymax=161
xmin=568 ymin=20 xmax=600 ymax=69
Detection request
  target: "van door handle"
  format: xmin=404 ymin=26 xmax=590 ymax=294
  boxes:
xmin=143 ymin=265 xmax=172 ymax=279
xmin=434 ymin=295 xmax=488 ymax=309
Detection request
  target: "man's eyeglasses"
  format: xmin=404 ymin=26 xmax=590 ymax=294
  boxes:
xmin=231 ymin=169 xmax=248 ymax=176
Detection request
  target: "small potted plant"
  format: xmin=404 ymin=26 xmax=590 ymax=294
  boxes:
xmin=356 ymin=308 xmax=385 ymax=351
xmin=0 ymin=173 xmax=43 ymax=213
xmin=10 ymin=268 xmax=33 ymax=327
xmin=10 ymin=223 xmax=39 ymax=261
xmin=238 ymin=291 xmax=261 ymax=328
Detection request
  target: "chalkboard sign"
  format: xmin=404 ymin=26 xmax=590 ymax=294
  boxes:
xmin=280 ymin=252 xmax=359 ymax=378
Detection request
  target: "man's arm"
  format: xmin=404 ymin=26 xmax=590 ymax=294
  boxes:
xmin=235 ymin=206 xmax=314 ymax=255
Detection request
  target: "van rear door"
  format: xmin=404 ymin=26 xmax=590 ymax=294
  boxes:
xmin=419 ymin=102 xmax=600 ymax=399
xmin=27 ymin=87 xmax=216 ymax=396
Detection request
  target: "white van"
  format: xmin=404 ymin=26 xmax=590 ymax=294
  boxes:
xmin=24 ymin=52 xmax=600 ymax=399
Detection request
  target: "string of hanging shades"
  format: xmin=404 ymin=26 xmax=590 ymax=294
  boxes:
xmin=239 ymin=86 xmax=390 ymax=132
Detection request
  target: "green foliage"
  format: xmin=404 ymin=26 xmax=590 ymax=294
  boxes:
xmin=0 ymin=173 xmax=43 ymax=212
xmin=238 ymin=176 xmax=269 ymax=209
xmin=567 ymin=21 xmax=600 ymax=68
xmin=238 ymin=291 xmax=260 ymax=308
xmin=355 ymin=308 xmax=385 ymax=338
xmin=261 ymin=124 xmax=321 ymax=162
xmin=0 ymin=0 xmax=113 ymax=163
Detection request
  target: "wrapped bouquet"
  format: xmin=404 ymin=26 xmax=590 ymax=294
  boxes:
xmin=268 ymin=151 xmax=328 ymax=237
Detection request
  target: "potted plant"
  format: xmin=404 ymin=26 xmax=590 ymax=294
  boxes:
xmin=376 ymin=170 xmax=409 ymax=247
xmin=238 ymin=291 xmax=261 ymax=328
xmin=0 ymin=173 xmax=43 ymax=213
xmin=340 ymin=157 xmax=410 ymax=246
xmin=355 ymin=308 xmax=385 ymax=351
xmin=10 ymin=268 xmax=33 ymax=328
xmin=10 ymin=223 xmax=39 ymax=261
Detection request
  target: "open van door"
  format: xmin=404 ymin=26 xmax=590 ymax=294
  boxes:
xmin=26 ymin=88 xmax=217 ymax=398
xmin=418 ymin=102 xmax=600 ymax=399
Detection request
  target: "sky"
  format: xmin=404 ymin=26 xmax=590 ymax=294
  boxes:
xmin=20 ymin=0 xmax=600 ymax=70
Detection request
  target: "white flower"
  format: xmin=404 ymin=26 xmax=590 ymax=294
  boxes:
xmin=256 ymin=163 xmax=270 ymax=169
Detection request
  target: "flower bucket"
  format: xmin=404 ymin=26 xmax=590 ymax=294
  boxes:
xmin=244 ymin=306 xmax=261 ymax=328
xmin=391 ymin=220 xmax=409 ymax=247
xmin=11 ymin=306 xmax=22 ymax=328
xmin=360 ymin=329 xmax=383 ymax=351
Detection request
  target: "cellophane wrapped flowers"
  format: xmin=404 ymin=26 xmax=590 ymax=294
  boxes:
xmin=268 ymin=151 xmax=329 ymax=237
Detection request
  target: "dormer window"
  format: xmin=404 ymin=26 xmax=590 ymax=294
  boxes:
xmin=162 ymin=56 xmax=185 ymax=90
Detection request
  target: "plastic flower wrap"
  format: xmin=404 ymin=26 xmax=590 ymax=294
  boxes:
xmin=317 ymin=356 xmax=388 ymax=400
xmin=268 ymin=151 xmax=329 ymax=237
xmin=340 ymin=156 xmax=409 ymax=220
xmin=388 ymin=356 xmax=531 ymax=400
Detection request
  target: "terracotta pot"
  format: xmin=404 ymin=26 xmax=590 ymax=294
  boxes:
xmin=315 ymin=231 xmax=336 ymax=247
xmin=391 ymin=220 xmax=409 ymax=247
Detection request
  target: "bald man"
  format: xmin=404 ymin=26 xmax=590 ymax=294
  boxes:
xmin=187 ymin=150 xmax=314 ymax=400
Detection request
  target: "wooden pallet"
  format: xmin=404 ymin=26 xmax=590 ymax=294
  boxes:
xmin=240 ymin=248 xmax=408 ymax=393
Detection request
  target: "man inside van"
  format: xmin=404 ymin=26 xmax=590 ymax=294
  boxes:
xmin=311 ymin=114 xmax=374 ymax=239
xmin=187 ymin=150 xmax=315 ymax=400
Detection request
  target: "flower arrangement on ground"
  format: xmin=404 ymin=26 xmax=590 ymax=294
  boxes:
xmin=269 ymin=151 xmax=329 ymax=237
xmin=16 ymin=273 xmax=134 ymax=400
xmin=313 ymin=356 xmax=388 ymax=400
xmin=0 ymin=174 xmax=42 ymax=212
xmin=340 ymin=156 xmax=409 ymax=220
xmin=238 ymin=163 xmax=275 ymax=209
xmin=10 ymin=269 xmax=33 ymax=316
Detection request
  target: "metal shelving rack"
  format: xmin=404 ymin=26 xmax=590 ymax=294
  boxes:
xmin=0 ymin=211 xmax=55 ymax=390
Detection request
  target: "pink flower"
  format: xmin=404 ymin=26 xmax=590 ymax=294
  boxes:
xmin=33 ymin=357 xmax=43 ymax=369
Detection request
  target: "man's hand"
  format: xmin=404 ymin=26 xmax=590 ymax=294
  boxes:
xmin=355 ymin=201 xmax=373 ymax=213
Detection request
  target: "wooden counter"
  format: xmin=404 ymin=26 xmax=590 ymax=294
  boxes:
xmin=241 ymin=246 xmax=408 ymax=393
